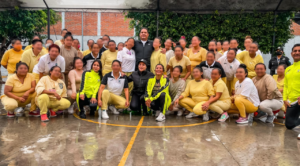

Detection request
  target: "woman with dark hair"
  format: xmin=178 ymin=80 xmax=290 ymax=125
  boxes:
xmin=67 ymin=57 xmax=84 ymax=114
xmin=101 ymin=40 xmax=118 ymax=76
xmin=227 ymin=64 xmax=260 ymax=124
xmin=150 ymin=37 xmax=167 ymax=74
xmin=164 ymin=38 xmax=175 ymax=68
xmin=186 ymin=36 xmax=207 ymax=72
xmin=145 ymin=64 xmax=171 ymax=121
xmin=273 ymin=64 xmax=287 ymax=116
xmin=54 ymin=29 xmax=68 ymax=47
xmin=174 ymin=67 xmax=215 ymax=120
xmin=77 ymin=60 xmax=102 ymax=119
xmin=60 ymin=32 xmax=78 ymax=83
xmin=117 ymin=42 xmax=124 ymax=51
xmin=179 ymin=38 xmax=189 ymax=56
xmin=35 ymin=66 xmax=70 ymax=122
xmin=1 ymin=62 xmax=37 ymax=118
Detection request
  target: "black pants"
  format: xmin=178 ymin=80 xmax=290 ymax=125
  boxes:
xmin=285 ymin=103 xmax=300 ymax=129
xmin=78 ymin=94 xmax=98 ymax=113
xmin=130 ymin=93 xmax=146 ymax=112
xmin=150 ymin=92 xmax=166 ymax=113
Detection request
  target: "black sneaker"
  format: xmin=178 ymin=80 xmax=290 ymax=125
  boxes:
xmin=254 ymin=111 xmax=267 ymax=120
xmin=79 ymin=111 xmax=86 ymax=119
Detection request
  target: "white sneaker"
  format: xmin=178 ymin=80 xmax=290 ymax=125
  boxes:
xmin=155 ymin=110 xmax=160 ymax=117
xmin=156 ymin=113 xmax=166 ymax=122
xmin=68 ymin=102 xmax=76 ymax=114
xmin=203 ymin=111 xmax=209 ymax=121
xmin=186 ymin=112 xmax=196 ymax=119
xmin=109 ymin=106 xmax=119 ymax=115
xmin=177 ymin=109 xmax=183 ymax=116
xmin=102 ymin=110 xmax=109 ymax=119
xmin=14 ymin=107 xmax=24 ymax=117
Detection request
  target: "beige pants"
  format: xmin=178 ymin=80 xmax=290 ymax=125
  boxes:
xmin=179 ymin=97 xmax=209 ymax=115
xmin=227 ymin=97 xmax=258 ymax=118
xmin=1 ymin=93 xmax=37 ymax=112
xmin=209 ymin=100 xmax=231 ymax=114
xmin=226 ymin=78 xmax=238 ymax=95
xmin=37 ymin=94 xmax=71 ymax=115
xmin=101 ymin=90 xmax=128 ymax=110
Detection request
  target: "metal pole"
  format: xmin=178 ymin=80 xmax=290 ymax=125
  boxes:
xmin=81 ymin=11 xmax=84 ymax=51
xmin=156 ymin=10 xmax=159 ymax=37
xmin=47 ymin=9 xmax=50 ymax=39
xmin=272 ymin=12 xmax=277 ymax=56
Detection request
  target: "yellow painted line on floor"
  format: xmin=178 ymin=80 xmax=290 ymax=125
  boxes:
xmin=274 ymin=121 xmax=285 ymax=126
xmin=118 ymin=116 xmax=144 ymax=166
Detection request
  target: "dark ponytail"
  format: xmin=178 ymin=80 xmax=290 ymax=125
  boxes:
xmin=238 ymin=64 xmax=248 ymax=77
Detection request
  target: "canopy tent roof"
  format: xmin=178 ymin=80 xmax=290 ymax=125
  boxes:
xmin=1 ymin=0 xmax=300 ymax=12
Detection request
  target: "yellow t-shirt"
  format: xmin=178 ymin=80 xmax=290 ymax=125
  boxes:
xmin=210 ymin=78 xmax=231 ymax=101
xmin=101 ymin=49 xmax=118 ymax=71
xmin=54 ymin=40 xmax=63 ymax=47
xmin=24 ymin=45 xmax=48 ymax=53
xmin=1 ymin=49 xmax=24 ymax=74
xmin=168 ymin=56 xmax=191 ymax=78
xmin=3 ymin=73 xmax=35 ymax=97
xmin=272 ymin=75 xmax=284 ymax=91
xmin=236 ymin=51 xmax=264 ymax=78
xmin=83 ymin=49 xmax=91 ymax=57
xmin=150 ymin=49 xmax=167 ymax=74
xmin=186 ymin=47 xmax=207 ymax=71
xmin=181 ymin=79 xmax=215 ymax=103
xmin=21 ymin=49 xmax=48 ymax=73
xmin=35 ymin=75 xmax=67 ymax=102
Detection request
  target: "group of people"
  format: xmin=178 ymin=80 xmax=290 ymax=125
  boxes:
xmin=1 ymin=27 xmax=300 ymax=138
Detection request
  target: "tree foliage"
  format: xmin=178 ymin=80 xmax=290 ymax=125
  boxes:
xmin=126 ymin=11 xmax=295 ymax=54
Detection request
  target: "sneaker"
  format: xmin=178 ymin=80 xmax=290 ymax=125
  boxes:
xmin=14 ymin=107 xmax=24 ymax=117
xmin=177 ymin=109 xmax=183 ymax=116
xmin=266 ymin=115 xmax=275 ymax=123
xmin=247 ymin=113 xmax=254 ymax=123
xmin=186 ymin=112 xmax=196 ymax=119
xmin=79 ymin=110 xmax=86 ymax=119
xmin=41 ymin=114 xmax=49 ymax=122
xmin=68 ymin=102 xmax=76 ymax=114
xmin=218 ymin=112 xmax=229 ymax=122
xmin=102 ymin=110 xmax=109 ymax=119
xmin=236 ymin=117 xmax=248 ymax=124
xmin=203 ymin=111 xmax=209 ymax=121
xmin=254 ymin=111 xmax=267 ymax=120
xmin=156 ymin=113 xmax=166 ymax=122
xmin=49 ymin=109 xmax=57 ymax=117
xmin=7 ymin=111 xmax=15 ymax=118
xmin=109 ymin=106 xmax=119 ymax=115
xmin=155 ymin=110 xmax=160 ymax=117
xmin=29 ymin=110 xmax=41 ymax=117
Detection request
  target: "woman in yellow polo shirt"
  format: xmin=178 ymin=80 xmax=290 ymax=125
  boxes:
xmin=174 ymin=67 xmax=215 ymax=121
xmin=35 ymin=66 xmax=71 ymax=122
xmin=1 ymin=62 xmax=37 ymax=118
xmin=186 ymin=36 xmax=207 ymax=72
xmin=101 ymin=40 xmax=118 ymax=76
xmin=150 ymin=37 xmax=167 ymax=74
xmin=273 ymin=64 xmax=286 ymax=114
xmin=1 ymin=39 xmax=24 ymax=78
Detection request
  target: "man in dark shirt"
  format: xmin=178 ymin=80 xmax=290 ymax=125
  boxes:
xmin=99 ymin=34 xmax=110 ymax=56
xmin=268 ymin=47 xmax=291 ymax=75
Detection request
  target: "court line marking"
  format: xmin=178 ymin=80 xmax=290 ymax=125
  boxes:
xmin=118 ymin=116 xmax=144 ymax=166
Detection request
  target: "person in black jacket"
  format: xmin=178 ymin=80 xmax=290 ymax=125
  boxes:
xmin=127 ymin=59 xmax=154 ymax=115
xmin=196 ymin=51 xmax=226 ymax=81
xmin=269 ymin=47 xmax=291 ymax=75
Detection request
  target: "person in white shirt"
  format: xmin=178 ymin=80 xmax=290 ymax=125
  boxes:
xmin=218 ymin=48 xmax=240 ymax=95
xmin=222 ymin=39 xmax=243 ymax=57
xmin=36 ymin=44 xmax=65 ymax=79
xmin=228 ymin=64 xmax=260 ymax=124
xmin=117 ymin=37 xmax=136 ymax=97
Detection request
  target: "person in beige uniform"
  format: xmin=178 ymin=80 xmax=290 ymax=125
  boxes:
xmin=208 ymin=40 xmax=223 ymax=60
xmin=54 ymin=29 xmax=68 ymax=47
xmin=36 ymin=66 xmax=70 ymax=122
xmin=72 ymin=39 xmax=83 ymax=59
xmin=179 ymin=38 xmax=189 ymax=56
xmin=101 ymin=40 xmax=118 ymax=76
xmin=252 ymin=63 xmax=283 ymax=123
xmin=186 ymin=36 xmax=207 ymax=72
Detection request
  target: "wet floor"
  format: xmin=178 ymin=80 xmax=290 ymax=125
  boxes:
xmin=1 ymin=68 xmax=300 ymax=166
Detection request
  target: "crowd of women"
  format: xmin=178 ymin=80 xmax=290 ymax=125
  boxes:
xmin=1 ymin=27 xmax=300 ymax=138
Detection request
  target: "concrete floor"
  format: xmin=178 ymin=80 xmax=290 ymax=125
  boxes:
xmin=1 ymin=68 xmax=300 ymax=166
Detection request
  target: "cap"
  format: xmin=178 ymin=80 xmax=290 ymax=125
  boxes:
xmin=276 ymin=47 xmax=283 ymax=51
xmin=138 ymin=59 xmax=148 ymax=65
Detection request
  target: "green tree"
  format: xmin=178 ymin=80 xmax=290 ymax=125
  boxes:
xmin=126 ymin=11 xmax=295 ymax=54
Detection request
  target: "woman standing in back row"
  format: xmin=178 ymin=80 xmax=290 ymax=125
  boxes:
xmin=186 ymin=36 xmax=207 ymax=72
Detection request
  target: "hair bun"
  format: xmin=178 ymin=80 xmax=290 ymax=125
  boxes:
xmin=239 ymin=64 xmax=247 ymax=69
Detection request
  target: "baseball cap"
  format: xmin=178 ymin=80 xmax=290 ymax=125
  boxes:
xmin=276 ymin=47 xmax=283 ymax=51
xmin=138 ymin=59 xmax=148 ymax=65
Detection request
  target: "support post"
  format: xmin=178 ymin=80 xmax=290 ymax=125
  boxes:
xmin=81 ymin=11 xmax=84 ymax=51
xmin=43 ymin=0 xmax=50 ymax=39
xmin=272 ymin=12 xmax=277 ymax=56
xmin=156 ymin=0 xmax=160 ymax=37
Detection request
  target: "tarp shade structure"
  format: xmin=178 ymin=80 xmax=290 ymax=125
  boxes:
xmin=1 ymin=0 xmax=300 ymax=12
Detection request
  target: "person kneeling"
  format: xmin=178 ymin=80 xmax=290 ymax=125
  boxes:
xmin=77 ymin=60 xmax=102 ymax=119
xmin=35 ymin=66 xmax=71 ymax=122
xmin=1 ymin=62 xmax=37 ymax=117
xmin=98 ymin=60 xmax=130 ymax=119
xmin=145 ymin=64 xmax=171 ymax=122
xmin=174 ymin=67 xmax=215 ymax=121
xmin=227 ymin=64 xmax=260 ymax=124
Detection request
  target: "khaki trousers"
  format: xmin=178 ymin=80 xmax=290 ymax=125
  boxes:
xmin=101 ymin=90 xmax=128 ymax=110
xmin=37 ymin=94 xmax=71 ymax=115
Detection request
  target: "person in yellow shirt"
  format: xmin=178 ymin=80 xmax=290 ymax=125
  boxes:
xmin=21 ymin=39 xmax=48 ymax=73
xmin=1 ymin=62 xmax=37 ymax=118
xmin=1 ymin=39 xmax=24 ymax=78
xmin=272 ymin=64 xmax=286 ymax=116
xmin=221 ymin=40 xmax=230 ymax=55
xmin=83 ymin=39 xmax=94 ymax=56
xmin=54 ymin=29 xmax=68 ymax=47
xmin=174 ymin=67 xmax=215 ymax=121
xmin=236 ymin=43 xmax=264 ymax=78
xmin=101 ymin=40 xmax=118 ymax=76
xmin=35 ymin=66 xmax=70 ymax=122
xmin=24 ymin=35 xmax=48 ymax=53
xmin=217 ymin=41 xmax=222 ymax=54
xmin=186 ymin=36 xmax=207 ymax=72
xmin=283 ymin=44 xmax=300 ymax=137
xmin=150 ymin=37 xmax=167 ymax=74
xmin=179 ymin=38 xmax=189 ymax=56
